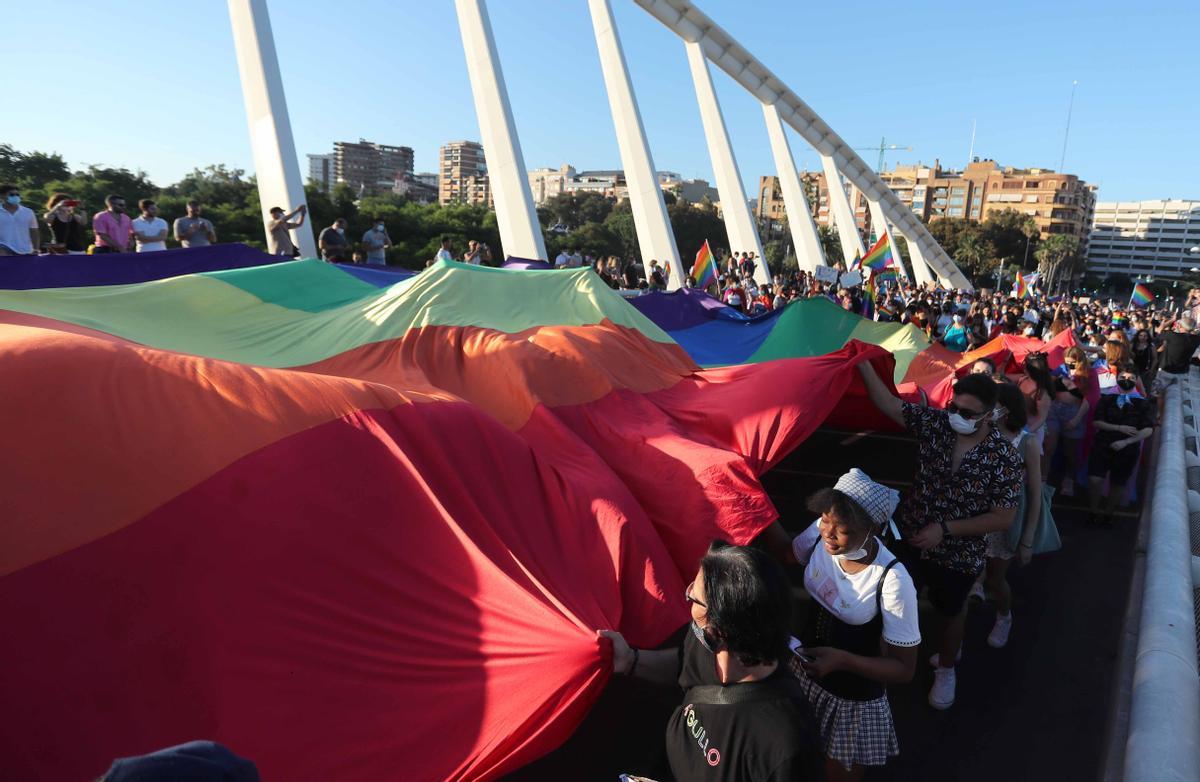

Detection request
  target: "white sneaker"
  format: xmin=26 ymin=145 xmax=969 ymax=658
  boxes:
xmin=929 ymin=666 xmax=956 ymax=710
xmin=968 ymin=582 xmax=986 ymax=603
xmin=929 ymin=649 xmax=963 ymax=668
xmin=988 ymin=612 xmax=1013 ymax=648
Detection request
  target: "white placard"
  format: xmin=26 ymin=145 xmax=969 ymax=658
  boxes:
xmin=839 ymin=270 xmax=863 ymax=288
xmin=813 ymin=265 xmax=840 ymax=284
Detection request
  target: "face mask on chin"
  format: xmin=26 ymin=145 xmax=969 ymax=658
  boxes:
xmin=832 ymin=529 xmax=874 ymax=561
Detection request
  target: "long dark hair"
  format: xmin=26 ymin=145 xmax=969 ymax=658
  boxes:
xmin=1023 ymin=352 xmax=1055 ymax=397
xmin=995 ymin=382 xmax=1029 ymax=433
xmin=700 ymin=541 xmax=792 ymax=667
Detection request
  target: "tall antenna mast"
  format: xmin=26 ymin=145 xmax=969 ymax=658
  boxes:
xmin=1058 ymin=80 xmax=1078 ymax=171
xmin=967 ymin=118 xmax=977 ymax=165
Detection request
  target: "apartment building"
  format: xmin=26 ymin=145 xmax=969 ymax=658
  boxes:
xmin=1087 ymin=200 xmax=1200 ymax=279
xmin=333 ymin=140 xmax=414 ymax=195
xmin=439 ymin=141 xmax=492 ymax=207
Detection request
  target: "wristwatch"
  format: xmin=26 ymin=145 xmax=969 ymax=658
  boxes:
xmin=939 ymin=519 xmax=951 ymax=538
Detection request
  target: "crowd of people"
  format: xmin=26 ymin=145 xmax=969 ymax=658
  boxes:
xmin=595 ymin=267 xmax=1199 ymax=779
xmin=7 ymin=188 xmax=1198 ymax=778
xmin=0 ymin=184 xmax=223 ymax=256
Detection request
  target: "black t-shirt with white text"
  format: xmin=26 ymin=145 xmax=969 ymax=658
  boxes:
xmin=664 ymin=627 xmax=823 ymax=781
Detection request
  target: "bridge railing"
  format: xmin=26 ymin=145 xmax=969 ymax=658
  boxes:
xmin=1120 ymin=369 xmax=1200 ymax=782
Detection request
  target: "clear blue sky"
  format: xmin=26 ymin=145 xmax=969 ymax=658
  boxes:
xmin=5 ymin=0 xmax=1197 ymax=202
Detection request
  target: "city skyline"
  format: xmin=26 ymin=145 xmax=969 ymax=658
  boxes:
xmin=3 ymin=1 xmax=1197 ymax=204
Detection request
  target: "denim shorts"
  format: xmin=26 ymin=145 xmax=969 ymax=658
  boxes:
xmin=1047 ymin=399 xmax=1087 ymax=439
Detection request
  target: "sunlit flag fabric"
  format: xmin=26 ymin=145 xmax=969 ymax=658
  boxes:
xmin=691 ymin=239 xmax=718 ymax=291
xmin=0 ymin=258 xmax=900 ymax=781
xmin=1130 ymin=282 xmax=1154 ymax=308
xmin=860 ymin=233 xmax=894 ymax=272
xmin=1014 ymin=270 xmax=1028 ymax=298
xmin=629 ymin=287 xmax=1082 ymax=408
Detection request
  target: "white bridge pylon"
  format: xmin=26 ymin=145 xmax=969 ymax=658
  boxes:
xmin=228 ymin=0 xmax=969 ymax=290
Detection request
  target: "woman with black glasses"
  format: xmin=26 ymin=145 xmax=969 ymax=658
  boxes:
xmin=598 ymin=542 xmax=823 ymax=781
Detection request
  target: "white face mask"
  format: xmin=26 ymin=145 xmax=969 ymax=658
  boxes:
xmin=832 ymin=529 xmax=874 ymax=561
xmin=947 ymin=412 xmax=980 ymax=435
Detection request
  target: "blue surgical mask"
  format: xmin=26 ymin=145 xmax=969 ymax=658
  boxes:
xmin=376 ymin=224 xmax=385 ymax=231
xmin=6 ymin=194 xmax=20 ymax=205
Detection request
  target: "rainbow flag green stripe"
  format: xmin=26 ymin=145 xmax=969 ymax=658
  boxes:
xmin=0 ymin=260 xmax=676 ymax=368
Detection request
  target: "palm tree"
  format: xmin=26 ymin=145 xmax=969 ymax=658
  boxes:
xmin=954 ymin=233 xmax=988 ymax=281
xmin=1034 ymin=235 xmax=1082 ymax=293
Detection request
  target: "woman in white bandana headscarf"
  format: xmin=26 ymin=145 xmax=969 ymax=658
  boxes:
xmin=784 ymin=468 xmax=921 ymax=782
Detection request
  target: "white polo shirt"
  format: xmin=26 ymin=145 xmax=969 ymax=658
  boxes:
xmin=132 ymin=216 xmax=169 ymax=252
xmin=0 ymin=204 xmax=38 ymax=254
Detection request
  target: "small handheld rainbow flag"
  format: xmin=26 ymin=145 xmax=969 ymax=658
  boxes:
xmin=1130 ymin=282 xmax=1154 ymax=308
xmin=1013 ymin=271 xmax=1028 ymax=299
xmin=692 ymin=240 xmax=718 ymax=291
xmin=860 ymin=233 xmax=894 ymax=272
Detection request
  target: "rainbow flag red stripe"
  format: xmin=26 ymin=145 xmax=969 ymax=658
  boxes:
xmin=1131 ymin=282 xmax=1154 ymax=308
xmin=691 ymin=240 xmax=718 ymax=290
xmin=1014 ymin=271 xmax=1028 ymax=299
xmin=861 ymin=233 xmax=894 ymax=271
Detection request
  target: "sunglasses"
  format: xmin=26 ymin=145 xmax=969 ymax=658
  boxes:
xmin=946 ymin=401 xmax=990 ymax=420
xmin=685 ymin=582 xmax=707 ymax=609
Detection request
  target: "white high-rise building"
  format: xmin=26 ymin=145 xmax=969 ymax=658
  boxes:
xmin=1087 ymin=200 xmax=1200 ymax=279
xmin=307 ymin=153 xmax=334 ymax=193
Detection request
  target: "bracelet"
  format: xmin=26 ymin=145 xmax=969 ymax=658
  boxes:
xmin=1019 ymin=542 xmax=1033 ymax=549
xmin=627 ymin=647 xmax=640 ymax=677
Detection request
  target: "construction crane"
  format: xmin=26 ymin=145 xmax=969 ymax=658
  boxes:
xmin=853 ymin=137 xmax=912 ymax=172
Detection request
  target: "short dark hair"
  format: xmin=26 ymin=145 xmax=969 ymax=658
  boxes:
xmin=187 ymin=200 xmax=201 ymax=208
xmin=269 ymin=206 xmax=284 ymax=214
xmin=994 ymin=382 xmax=1028 ymax=431
xmin=700 ymin=540 xmax=792 ymax=667
xmin=953 ymin=372 xmax=1000 ymax=409
xmin=105 ymin=194 xmax=124 ymax=206
xmin=972 ymin=356 xmax=996 ymax=372
xmin=441 ymin=235 xmax=451 ymax=244
xmin=138 ymin=199 xmax=155 ymax=211
xmin=806 ymin=487 xmax=874 ymax=535
xmin=0 ymin=183 xmax=17 ymax=195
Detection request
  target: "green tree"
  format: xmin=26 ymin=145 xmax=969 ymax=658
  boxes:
xmin=669 ymin=201 xmax=728 ymax=268
xmin=763 ymin=239 xmax=796 ymax=276
xmin=603 ymin=200 xmax=639 ymax=258
xmin=951 ymin=231 xmax=996 ymax=281
xmin=541 ymin=191 xmax=613 ymax=230
xmin=982 ymin=208 xmax=1039 ymax=270
xmin=818 ymin=225 xmax=842 ymax=266
xmin=1034 ymin=234 xmax=1083 ymax=293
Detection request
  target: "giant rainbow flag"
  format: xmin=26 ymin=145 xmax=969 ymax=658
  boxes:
xmin=0 ymin=256 xmax=905 ymax=780
xmin=629 ymin=287 xmax=1080 ymax=407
